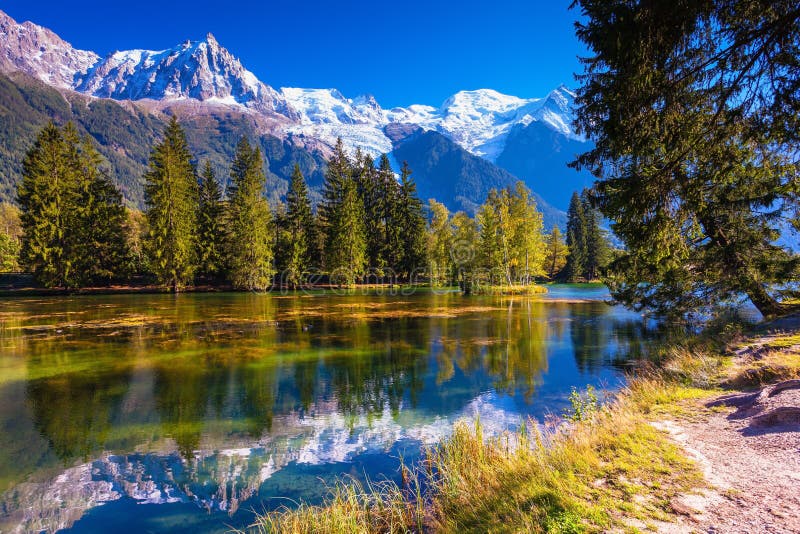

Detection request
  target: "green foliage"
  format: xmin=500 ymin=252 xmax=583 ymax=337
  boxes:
xmin=565 ymin=385 xmax=600 ymax=422
xmin=0 ymin=202 xmax=21 ymax=271
xmin=354 ymin=151 xmax=397 ymax=276
xmin=565 ymin=192 xmax=587 ymax=282
xmin=544 ymin=226 xmax=568 ymax=280
xmin=564 ymin=190 xmax=609 ymax=282
xmin=277 ymin=163 xmax=315 ymax=287
xmin=476 ymin=181 xmax=546 ymax=287
xmin=17 ymin=122 xmax=128 ymax=287
xmin=427 ymin=199 xmax=453 ymax=286
xmin=321 ymin=139 xmax=367 ymax=285
xmin=451 ymin=211 xmax=480 ymax=294
xmin=378 ymin=154 xmax=402 ymax=273
xmin=326 ymin=176 xmax=367 ymax=286
xmin=396 ymin=162 xmax=427 ymax=280
xmin=572 ymin=0 xmax=800 ymax=317
xmin=196 ymin=162 xmax=225 ymax=280
xmin=143 ymin=117 xmax=199 ymax=290
xmin=226 ymin=137 xmax=275 ymax=290
xmin=71 ymin=134 xmax=130 ymax=285
xmin=124 ymin=208 xmax=148 ymax=275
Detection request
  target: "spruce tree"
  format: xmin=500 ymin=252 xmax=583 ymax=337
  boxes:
xmin=319 ymin=138 xmax=351 ymax=242
xmin=572 ymin=0 xmax=800 ymax=316
xmin=377 ymin=154 xmax=402 ymax=274
xmin=396 ymin=162 xmax=427 ymax=281
xmin=144 ymin=116 xmax=198 ymax=291
xmin=197 ymin=162 xmax=225 ymax=281
xmin=320 ymin=143 xmax=367 ymax=286
xmin=565 ymin=191 xmax=588 ymax=283
xmin=17 ymin=122 xmax=128 ymax=288
xmin=355 ymin=153 xmax=386 ymax=275
xmin=581 ymin=190 xmax=609 ymax=281
xmin=17 ymin=123 xmax=77 ymax=287
xmin=71 ymin=133 xmax=129 ymax=286
xmin=280 ymin=163 xmax=314 ymax=287
xmin=226 ymin=137 xmax=274 ymax=291
xmin=326 ymin=175 xmax=367 ymax=286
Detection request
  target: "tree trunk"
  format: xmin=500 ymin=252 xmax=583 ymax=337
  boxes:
xmin=746 ymin=283 xmax=785 ymax=318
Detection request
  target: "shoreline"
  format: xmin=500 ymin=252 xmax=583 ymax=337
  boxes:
xmin=0 ymin=282 xmax=564 ymax=299
xmin=248 ymin=313 xmax=800 ymax=533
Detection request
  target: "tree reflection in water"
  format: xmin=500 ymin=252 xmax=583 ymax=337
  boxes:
xmin=0 ymin=291 xmax=666 ymax=533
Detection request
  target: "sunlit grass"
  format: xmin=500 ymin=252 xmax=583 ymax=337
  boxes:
xmin=472 ymin=284 xmax=548 ymax=296
xmin=248 ymin=320 xmax=800 ymax=533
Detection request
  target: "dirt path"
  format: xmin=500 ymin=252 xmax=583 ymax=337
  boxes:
xmin=654 ymin=380 xmax=800 ymax=532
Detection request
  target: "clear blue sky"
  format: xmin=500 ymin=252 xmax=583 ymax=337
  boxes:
xmin=2 ymin=0 xmax=587 ymax=108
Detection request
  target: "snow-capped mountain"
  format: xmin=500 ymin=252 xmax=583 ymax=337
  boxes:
xmin=281 ymin=84 xmax=581 ymax=162
xmin=0 ymin=9 xmax=578 ymax=160
xmin=75 ymin=33 xmax=297 ymax=118
xmin=0 ymin=10 xmax=98 ymax=89
xmin=0 ymin=10 xmax=296 ymax=119
xmin=0 ymin=8 xmax=590 ymax=213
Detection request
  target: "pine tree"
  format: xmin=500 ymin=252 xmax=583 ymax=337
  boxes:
xmin=572 ymin=0 xmax=800 ymax=316
xmin=17 ymin=122 xmax=128 ymax=288
xmin=280 ymin=163 xmax=315 ymax=288
xmin=565 ymin=191 xmax=587 ymax=283
xmin=197 ymin=162 xmax=225 ymax=281
xmin=17 ymin=123 xmax=78 ymax=287
xmin=544 ymin=226 xmax=568 ymax=280
xmin=226 ymin=137 xmax=274 ymax=291
xmin=326 ymin=175 xmax=367 ymax=286
xmin=396 ymin=162 xmax=427 ymax=281
xmin=144 ymin=116 xmax=199 ymax=291
xmin=377 ymin=154 xmax=402 ymax=274
xmin=581 ymin=190 xmax=609 ymax=281
xmin=71 ymin=133 xmax=129 ymax=286
xmin=354 ymin=153 xmax=386 ymax=275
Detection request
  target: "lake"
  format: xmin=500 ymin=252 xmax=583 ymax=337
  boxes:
xmin=0 ymin=286 xmax=661 ymax=533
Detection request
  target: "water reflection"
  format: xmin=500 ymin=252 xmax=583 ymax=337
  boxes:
xmin=0 ymin=291 xmax=663 ymax=533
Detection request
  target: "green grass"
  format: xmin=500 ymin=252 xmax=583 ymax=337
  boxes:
xmin=472 ymin=284 xmax=548 ymax=296
xmin=244 ymin=317 xmax=800 ymax=533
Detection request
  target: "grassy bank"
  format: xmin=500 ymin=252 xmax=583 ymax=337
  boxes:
xmin=246 ymin=317 xmax=800 ymax=533
xmin=470 ymin=284 xmax=549 ymax=296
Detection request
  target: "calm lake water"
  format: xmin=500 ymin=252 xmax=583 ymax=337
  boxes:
xmin=0 ymin=286 xmax=661 ymax=533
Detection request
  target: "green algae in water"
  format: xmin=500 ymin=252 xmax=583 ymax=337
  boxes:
xmin=0 ymin=289 xmax=665 ymax=533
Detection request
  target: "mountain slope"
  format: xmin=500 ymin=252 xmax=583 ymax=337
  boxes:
xmin=495 ymin=120 xmax=594 ymax=211
xmin=391 ymin=128 xmax=566 ymax=230
xmin=0 ymin=71 xmax=326 ymax=207
xmin=0 ymin=8 xmax=576 ymax=217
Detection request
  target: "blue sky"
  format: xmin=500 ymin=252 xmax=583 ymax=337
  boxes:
xmin=2 ymin=0 xmax=587 ymax=108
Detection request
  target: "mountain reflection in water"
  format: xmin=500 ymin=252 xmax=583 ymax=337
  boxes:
xmin=0 ymin=289 xmax=665 ymax=533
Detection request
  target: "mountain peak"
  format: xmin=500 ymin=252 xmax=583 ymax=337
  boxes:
xmin=204 ymin=32 xmax=218 ymax=45
xmin=0 ymin=9 xmax=99 ymax=89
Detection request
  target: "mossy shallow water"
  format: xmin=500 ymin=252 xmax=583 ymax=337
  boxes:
xmin=0 ymin=287 xmax=667 ymax=533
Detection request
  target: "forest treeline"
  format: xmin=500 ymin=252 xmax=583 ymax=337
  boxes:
xmin=0 ymin=118 xmax=609 ymax=292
